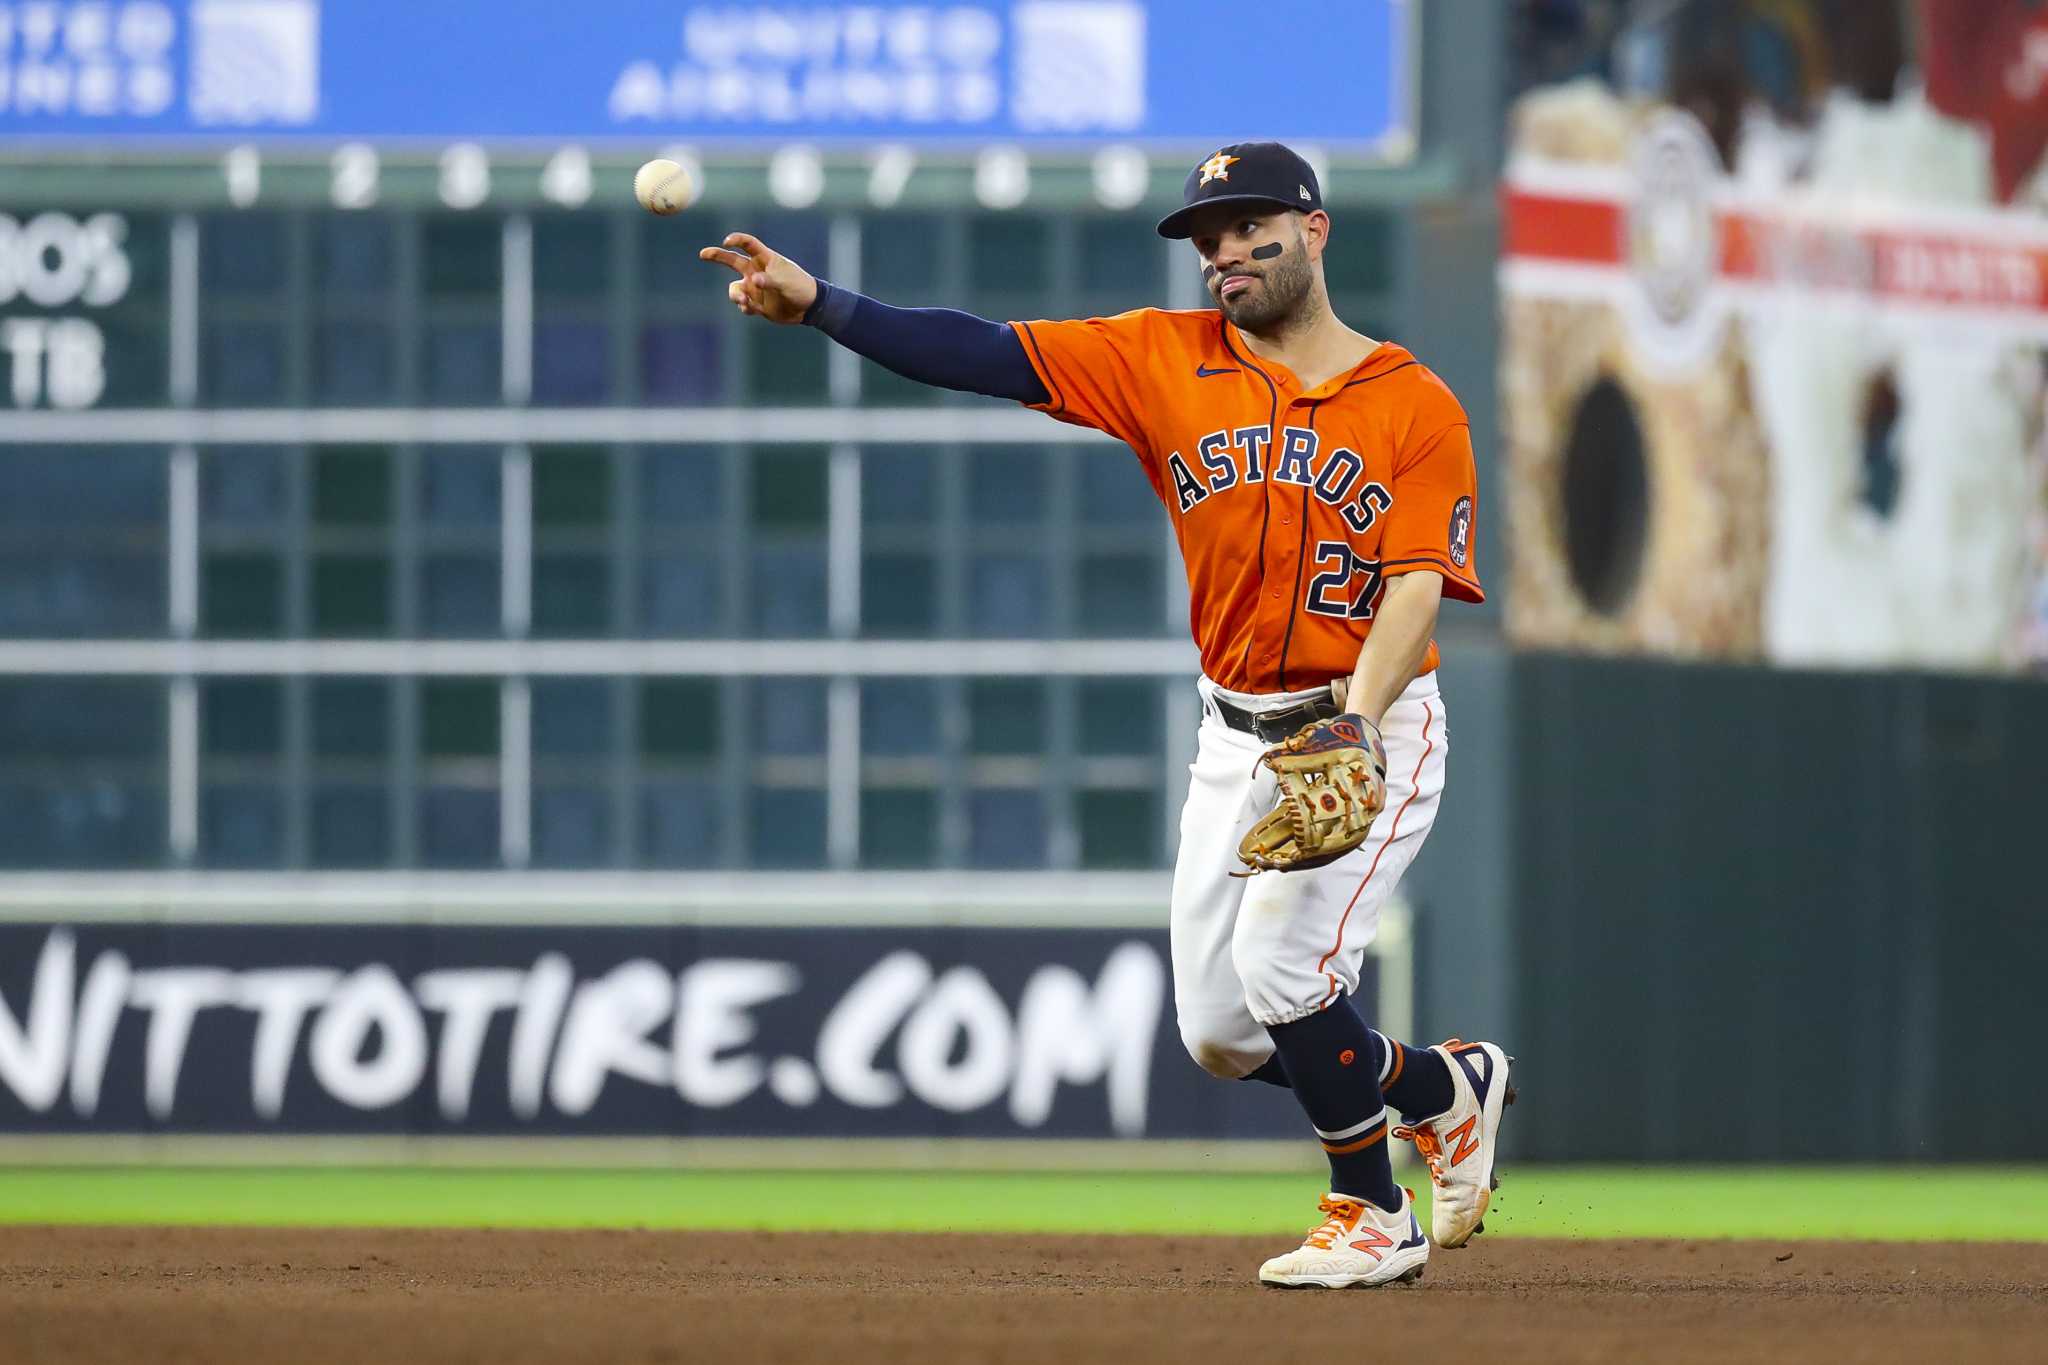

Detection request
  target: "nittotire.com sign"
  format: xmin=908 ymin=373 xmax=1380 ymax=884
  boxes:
xmin=0 ymin=923 xmax=1319 ymax=1140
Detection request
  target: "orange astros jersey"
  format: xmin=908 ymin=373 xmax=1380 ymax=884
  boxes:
xmin=1011 ymin=309 xmax=1482 ymax=693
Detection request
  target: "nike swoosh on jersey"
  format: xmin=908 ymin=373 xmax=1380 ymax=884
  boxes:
xmin=1195 ymin=364 xmax=1238 ymax=378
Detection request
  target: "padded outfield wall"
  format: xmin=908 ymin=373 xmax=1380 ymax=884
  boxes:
xmin=1499 ymin=652 xmax=2048 ymax=1164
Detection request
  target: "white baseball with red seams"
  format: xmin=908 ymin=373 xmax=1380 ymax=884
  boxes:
xmin=1171 ymin=671 xmax=1446 ymax=1078
xmin=633 ymin=159 xmax=694 ymax=216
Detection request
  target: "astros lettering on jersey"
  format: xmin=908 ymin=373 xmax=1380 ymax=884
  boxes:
xmin=1011 ymin=310 xmax=1483 ymax=691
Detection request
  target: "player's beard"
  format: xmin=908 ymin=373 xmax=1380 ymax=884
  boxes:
xmin=1214 ymin=230 xmax=1315 ymax=333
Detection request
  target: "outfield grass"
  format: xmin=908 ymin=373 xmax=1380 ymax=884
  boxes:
xmin=2 ymin=1166 xmax=2042 ymax=1241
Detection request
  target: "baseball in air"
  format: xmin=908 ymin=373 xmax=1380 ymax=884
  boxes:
xmin=634 ymin=159 xmax=694 ymax=215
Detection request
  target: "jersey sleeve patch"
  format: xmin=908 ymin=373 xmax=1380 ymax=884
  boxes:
xmin=1377 ymin=418 xmax=1483 ymax=604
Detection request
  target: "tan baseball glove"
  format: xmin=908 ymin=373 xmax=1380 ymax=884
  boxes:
xmin=1236 ymin=713 xmax=1388 ymax=874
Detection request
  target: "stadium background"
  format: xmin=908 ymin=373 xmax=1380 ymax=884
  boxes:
xmin=2 ymin=0 xmax=2044 ymax=1224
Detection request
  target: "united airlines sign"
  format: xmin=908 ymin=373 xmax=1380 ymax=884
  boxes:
xmin=0 ymin=0 xmax=1412 ymax=151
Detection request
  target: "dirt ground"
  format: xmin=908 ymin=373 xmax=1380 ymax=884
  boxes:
xmin=1 ymin=1227 xmax=2043 ymax=1364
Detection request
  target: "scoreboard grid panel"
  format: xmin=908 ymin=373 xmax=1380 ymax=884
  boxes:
xmin=2 ymin=195 xmax=1399 ymax=874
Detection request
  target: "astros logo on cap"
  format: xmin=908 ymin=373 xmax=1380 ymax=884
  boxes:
xmin=1198 ymin=152 xmax=1239 ymax=186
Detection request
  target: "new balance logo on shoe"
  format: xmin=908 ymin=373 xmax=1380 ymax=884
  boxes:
xmin=1347 ymin=1226 xmax=1394 ymax=1260
xmin=1444 ymin=1115 xmax=1481 ymax=1167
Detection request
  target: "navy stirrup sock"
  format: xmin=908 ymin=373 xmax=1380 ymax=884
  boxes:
xmin=1263 ymin=999 xmax=1401 ymax=1212
xmin=1242 ymin=1056 xmax=1290 ymax=1087
xmin=1241 ymin=1028 xmax=1456 ymax=1120
xmin=1374 ymin=1031 xmax=1454 ymax=1120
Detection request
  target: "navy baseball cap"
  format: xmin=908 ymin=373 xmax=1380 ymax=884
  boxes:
xmin=1156 ymin=141 xmax=1323 ymax=239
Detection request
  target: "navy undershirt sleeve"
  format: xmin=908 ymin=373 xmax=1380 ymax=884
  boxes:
xmin=802 ymin=278 xmax=1050 ymax=406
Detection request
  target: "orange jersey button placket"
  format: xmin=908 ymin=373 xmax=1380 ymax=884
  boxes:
xmin=1252 ymin=387 xmax=1317 ymax=689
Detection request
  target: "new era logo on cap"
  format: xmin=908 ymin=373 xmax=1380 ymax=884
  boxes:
xmin=1300 ymin=185 xmax=1312 ymax=201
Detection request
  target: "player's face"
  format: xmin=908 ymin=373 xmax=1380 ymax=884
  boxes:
xmin=1189 ymin=210 xmax=1315 ymax=332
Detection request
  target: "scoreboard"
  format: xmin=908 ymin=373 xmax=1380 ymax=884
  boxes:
xmin=0 ymin=0 xmax=1429 ymax=416
xmin=0 ymin=144 xmax=1443 ymax=417
xmin=0 ymin=0 xmax=1435 ymax=876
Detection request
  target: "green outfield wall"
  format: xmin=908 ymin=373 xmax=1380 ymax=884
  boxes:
xmin=1494 ymin=652 xmax=2047 ymax=1162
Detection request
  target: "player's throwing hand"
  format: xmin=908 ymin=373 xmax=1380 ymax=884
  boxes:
xmin=697 ymin=233 xmax=817 ymax=323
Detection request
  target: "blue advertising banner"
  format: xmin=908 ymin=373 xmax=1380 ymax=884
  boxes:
xmin=0 ymin=0 xmax=1411 ymax=149
xmin=0 ymin=922 xmax=1366 ymax=1140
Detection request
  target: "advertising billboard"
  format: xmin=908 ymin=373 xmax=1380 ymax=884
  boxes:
xmin=0 ymin=919 xmax=1372 ymax=1140
xmin=0 ymin=0 xmax=1414 ymax=152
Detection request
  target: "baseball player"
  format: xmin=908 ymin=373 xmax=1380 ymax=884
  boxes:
xmin=702 ymin=141 xmax=1512 ymax=1289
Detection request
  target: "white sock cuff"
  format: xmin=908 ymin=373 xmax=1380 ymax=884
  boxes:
xmin=1372 ymin=1031 xmax=1395 ymax=1083
xmin=1313 ymin=1107 xmax=1387 ymax=1142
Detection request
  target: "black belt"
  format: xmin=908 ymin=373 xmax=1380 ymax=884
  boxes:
xmin=1212 ymin=691 xmax=1340 ymax=744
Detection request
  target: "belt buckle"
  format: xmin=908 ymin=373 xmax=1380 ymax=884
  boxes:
xmin=1265 ymin=695 xmax=1338 ymax=743
xmin=1257 ymin=701 xmax=1310 ymax=743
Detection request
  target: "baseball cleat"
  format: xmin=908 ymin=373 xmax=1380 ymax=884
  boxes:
xmin=1257 ymin=1189 xmax=1429 ymax=1289
xmin=1393 ymin=1039 xmax=1516 ymax=1249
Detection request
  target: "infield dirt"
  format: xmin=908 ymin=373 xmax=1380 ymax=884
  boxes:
xmin=3 ymin=1226 xmax=2042 ymax=1363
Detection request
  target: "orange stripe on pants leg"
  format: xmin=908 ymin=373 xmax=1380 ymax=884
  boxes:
xmin=1315 ymin=702 xmax=1435 ymax=1008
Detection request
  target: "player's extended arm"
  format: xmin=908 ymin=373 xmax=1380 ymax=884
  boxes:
xmin=698 ymin=232 xmax=1049 ymax=404
xmin=1339 ymin=571 xmax=1444 ymax=727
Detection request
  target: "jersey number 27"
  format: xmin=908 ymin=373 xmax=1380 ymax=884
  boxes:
xmin=1304 ymin=542 xmax=1383 ymax=620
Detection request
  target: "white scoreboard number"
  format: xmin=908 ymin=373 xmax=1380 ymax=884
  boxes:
xmin=0 ymin=144 xmax=1174 ymax=410
xmin=0 ymin=212 xmax=129 ymax=410
xmin=195 ymin=143 xmax=1163 ymax=213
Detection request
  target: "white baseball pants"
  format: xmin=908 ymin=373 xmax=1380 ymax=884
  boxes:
xmin=1172 ymin=670 xmax=1448 ymax=1079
